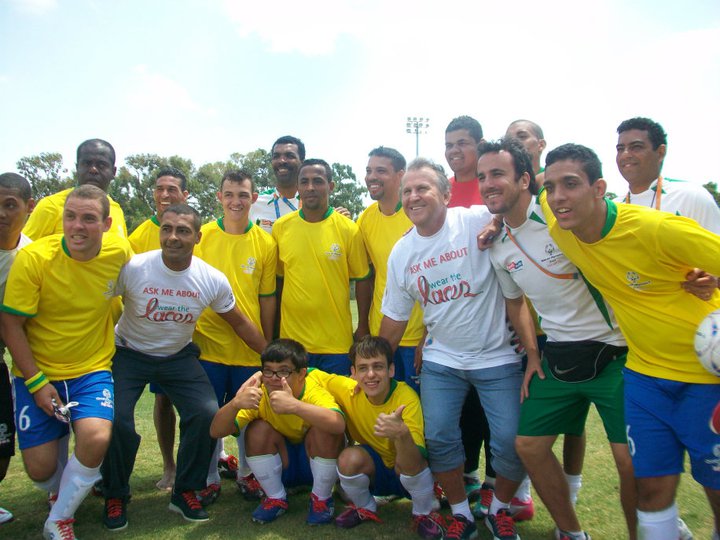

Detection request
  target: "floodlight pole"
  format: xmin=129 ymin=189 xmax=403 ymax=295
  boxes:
xmin=406 ymin=116 xmax=430 ymax=157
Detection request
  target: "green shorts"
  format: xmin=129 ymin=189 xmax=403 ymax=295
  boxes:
xmin=518 ymin=354 xmax=626 ymax=443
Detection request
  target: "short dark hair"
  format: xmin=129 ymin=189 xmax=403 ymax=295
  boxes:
xmin=349 ymin=335 xmax=394 ymax=368
xmin=368 ymin=146 xmax=406 ymax=173
xmin=616 ymin=117 xmax=667 ymax=150
xmin=508 ymin=119 xmax=544 ymax=139
xmin=545 ymin=144 xmax=603 ymax=184
xmin=76 ymin=139 xmax=116 ymax=165
xmin=272 ymin=135 xmax=306 ymax=161
xmin=221 ymin=169 xmax=255 ymax=192
xmin=478 ymin=139 xmax=538 ymax=195
xmin=261 ymin=338 xmax=308 ymax=370
xmin=445 ymin=116 xmax=483 ymax=142
xmin=299 ymin=158 xmax=332 ymax=182
xmin=162 ymin=203 xmax=201 ymax=232
xmin=0 ymin=172 xmax=32 ymax=201
xmin=66 ymin=184 xmax=110 ymax=219
xmin=155 ymin=167 xmax=188 ymax=191
xmin=403 ymin=157 xmax=450 ymax=195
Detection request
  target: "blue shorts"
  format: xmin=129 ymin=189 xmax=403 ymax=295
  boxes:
xmin=308 ymin=353 xmax=350 ymax=376
xmin=281 ymin=440 xmax=314 ymax=488
xmin=14 ymin=370 xmax=114 ymax=450
xmin=359 ymin=444 xmax=408 ymax=497
xmin=199 ymin=361 xmax=259 ymax=407
xmin=393 ymin=346 xmax=419 ymax=393
xmin=624 ymin=368 xmax=720 ymax=488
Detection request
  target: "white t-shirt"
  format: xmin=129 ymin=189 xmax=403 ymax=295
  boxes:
xmin=382 ymin=206 xmax=519 ymax=370
xmin=115 ymin=250 xmax=236 ymax=356
xmin=250 ymin=188 xmax=300 ymax=234
xmin=616 ymin=177 xmax=720 ymax=234
xmin=0 ymin=233 xmax=31 ymax=302
xmin=490 ymin=199 xmax=625 ymax=345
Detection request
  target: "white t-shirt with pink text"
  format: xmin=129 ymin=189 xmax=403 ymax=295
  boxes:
xmin=382 ymin=206 xmax=519 ymax=370
xmin=115 ymin=250 xmax=235 ymax=356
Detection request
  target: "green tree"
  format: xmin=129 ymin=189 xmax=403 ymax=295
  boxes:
xmin=16 ymin=152 xmax=73 ymax=199
xmin=329 ymin=163 xmax=367 ymax=220
xmin=229 ymin=149 xmax=274 ymax=191
xmin=704 ymin=182 xmax=720 ymax=207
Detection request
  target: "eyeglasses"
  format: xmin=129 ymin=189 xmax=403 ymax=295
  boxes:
xmin=52 ymin=398 xmax=79 ymax=424
xmin=261 ymin=367 xmax=297 ymax=379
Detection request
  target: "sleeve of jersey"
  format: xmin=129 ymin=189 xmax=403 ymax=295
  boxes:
xmin=210 ymin=272 xmax=237 ymax=314
xmin=347 ymin=224 xmax=371 ymax=281
xmin=22 ymin=197 xmax=56 ymax=240
xmin=259 ymin=235 xmax=278 ymax=296
xmin=234 ymin=407 xmax=259 ymax=435
xmin=307 ymin=382 xmax=345 ymax=417
xmin=490 ymin=250 xmax=525 ymax=300
xmin=1 ymin=249 xmax=41 ymax=316
xmin=381 ymin=249 xmax=415 ymax=322
xmin=656 ymin=216 xmax=720 ymax=276
xmin=398 ymin=386 xmax=427 ymax=457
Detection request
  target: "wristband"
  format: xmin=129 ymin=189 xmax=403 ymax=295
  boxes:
xmin=25 ymin=371 xmax=49 ymax=394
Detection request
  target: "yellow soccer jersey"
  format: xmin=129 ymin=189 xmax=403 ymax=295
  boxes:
xmin=23 ymin=188 xmax=128 ymax=240
xmin=540 ymin=193 xmax=720 ymax=383
xmin=128 ymin=216 xmax=160 ymax=253
xmin=310 ymin=369 xmax=425 ymax=469
xmin=233 ymin=372 xmax=343 ymax=444
xmin=357 ymin=203 xmax=424 ymax=346
xmin=193 ymin=219 xmax=277 ymax=366
xmin=1 ymin=234 xmax=132 ymax=380
xmin=272 ymin=209 xmax=370 ymax=354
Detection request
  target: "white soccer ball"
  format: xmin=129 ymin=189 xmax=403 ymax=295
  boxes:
xmin=695 ymin=309 xmax=720 ymax=376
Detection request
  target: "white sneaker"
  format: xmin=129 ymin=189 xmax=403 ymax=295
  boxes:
xmin=678 ymin=517 xmax=694 ymax=540
xmin=43 ymin=518 xmax=77 ymax=540
xmin=0 ymin=507 xmax=13 ymax=525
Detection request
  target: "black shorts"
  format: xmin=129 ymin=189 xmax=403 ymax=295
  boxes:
xmin=0 ymin=361 xmax=15 ymax=458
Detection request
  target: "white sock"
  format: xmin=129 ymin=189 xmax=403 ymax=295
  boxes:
xmin=247 ymin=453 xmax=285 ymax=500
xmin=565 ymin=473 xmax=582 ymax=505
xmin=400 ymin=467 xmax=435 ymax=516
xmin=206 ymin=439 xmax=222 ymax=485
xmin=559 ymin=531 xmax=587 ymax=540
xmin=309 ymin=456 xmax=337 ymax=501
xmin=637 ymin=504 xmax=679 ymax=540
xmin=484 ymin=475 xmax=496 ymax=487
xmin=218 ymin=437 xmax=228 ymax=460
xmin=235 ymin=427 xmax=251 ymax=478
xmin=338 ymin=471 xmax=376 ymax=511
xmin=48 ymin=454 xmax=100 ymax=521
xmin=450 ymin=499 xmax=473 ymax=521
xmin=33 ymin=460 xmax=64 ymax=494
xmin=514 ymin=476 xmax=532 ymax=502
xmin=463 ymin=469 xmax=480 ymax=481
xmin=489 ymin=493 xmax=511 ymax=516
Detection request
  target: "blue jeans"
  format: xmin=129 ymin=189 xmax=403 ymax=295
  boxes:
xmin=420 ymin=360 xmax=525 ymax=482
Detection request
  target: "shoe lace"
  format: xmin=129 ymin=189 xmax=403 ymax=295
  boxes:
xmin=480 ymin=486 xmax=494 ymax=508
xmin=310 ymin=493 xmax=330 ymax=513
xmin=261 ymin=497 xmax=288 ymax=510
xmin=52 ymin=518 xmax=76 ymax=540
xmin=492 ymin=510 xmax=516 ymax=536
xmin=355 ymin=506 xmax=382 ymax=523
xmin=428 ymin=511 xmax=447 ymax=528
xmin=413 ymin=512 xmax=442 ymax=531
xmin=245 ymin=474 xmax=262 ymax=492
xmin=200 ymin=484 xmax=219 ymax=497
xmin=445 ymin=516 xmax=469 ymax=539
xmin=225 ymin=455 xmax=238 ymax=471
xmin=433 ymin=482 xmax=445 ymax=501
xmin=106 ymin=498 xmax=124 ymax=519
xmin=181 ymin=490 xmax=203 ymax=510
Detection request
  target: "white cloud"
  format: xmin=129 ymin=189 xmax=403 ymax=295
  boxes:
xmin=7 ymin=0 xmax=57 ymax=15
xmin=124 ymin=65 xmax=207 ymax=114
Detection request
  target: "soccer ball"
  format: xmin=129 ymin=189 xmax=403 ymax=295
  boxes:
xmin=695 ymin=309 xmax=720 ymax=376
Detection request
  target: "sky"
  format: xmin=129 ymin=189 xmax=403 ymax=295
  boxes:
xmin=1 ymin=0 xmax=719 ymax=197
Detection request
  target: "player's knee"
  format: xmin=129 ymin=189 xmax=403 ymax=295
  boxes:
xmin=245 ymin=419 xmax=280 ymax=454
xmin=305 ymin=428 xmax=343 ymax=458
xmin=337 ymin=447 xmax=371 ymax=475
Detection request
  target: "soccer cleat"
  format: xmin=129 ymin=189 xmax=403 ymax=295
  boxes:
xmin=169 ymin=490 xmax=209 ymax=522
xmin=555 ymin=529 xmax=591 ymax=540
xmin=472 ymin=482 xmax=494 ymax=519
xmin=509 ymin=495 xmax=535 ymax=521
xmin=0 ymin=507 xmax=13 ymax=525
xmin=103 ymin=497 xmax=128 ymax=531
xmin=486 ymin=508 xmax=519 ymax=540
xmin=412 ymin=512 xmax=447 ymax=539
xmin=251 ymin=497 xmax=288 ymax=524
xmin=335 ymin=505 xmax=382 ymax=528
xmin=217 ymin=455 xmax=239 ymax=479
xmin=374 ymin=493 xmax=401 ymax=506
xmin=43 ymin=518 xmax=76 ymax=540
xmin=306 ymin=492 xmax=334 ymax=525
xmin=237 ymin=473 xmax=265 ymax=501
xmin=445 ymin=514 xmax=478 ymax=540
xmin=678 ymin=517 xmax=694 ymax=540
xmin=464 ymin=474 xmax=482 ymax=502
xmin=433 ymin=481 xmax=449 ymax=509
xmin=197 ymin=483 xmax=221 ymax=507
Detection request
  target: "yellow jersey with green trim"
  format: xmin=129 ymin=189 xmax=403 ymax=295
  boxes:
xmin=357 ymin=202 xmax=424 ymax=346
xmin=540 ymin=193 xmax=720 ymax=383
xmin=310 ymin=369 xmax=425 ymax=468
xmin=23 ymin=188 xmax=128 ymax=240
xmin=272 ymin=208 xmax=370 ymax=354
xmin=233 ymin=372 xmax=343 ymax=444
xmin=128 ymin=216 xmax=160 ymax=253
xmin=1 ymin=233 xmax=132 ymax=380
xmin=193 ymin=219 xmax=277 ymax=366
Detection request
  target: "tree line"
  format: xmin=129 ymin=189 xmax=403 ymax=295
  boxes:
xmin=16 ymin=150 xmax=369 ymax=232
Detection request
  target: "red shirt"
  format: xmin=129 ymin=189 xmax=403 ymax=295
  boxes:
xmin=448 ymin=176 xmax=483 ymax=208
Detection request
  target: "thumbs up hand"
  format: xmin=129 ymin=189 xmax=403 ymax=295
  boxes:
xmin=232 ymin=371 xmax=263 ymax=410
xmin=269 ymin=377 xmax=298 ymax=414
xmin=374 ymin=404 xmax=409 ymax=439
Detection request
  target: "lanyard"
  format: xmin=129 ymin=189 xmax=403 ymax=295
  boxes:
xmin=505 ymin=227 xmax=579 ymax=280
xmin=624 ymin=175 xmax=663 ymax=210
xmin=272 ymin=194 xmax=297 ymax=219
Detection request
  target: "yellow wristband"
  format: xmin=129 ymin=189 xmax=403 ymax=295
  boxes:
xmin=25 ymin=372 xmax=49 ymax=394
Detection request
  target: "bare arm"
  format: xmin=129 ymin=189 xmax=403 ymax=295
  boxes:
xmin=354 ymin=277 xmax=373 ymax=340
xmin=269 ymin=378 xmax=346 ymax=434
xmin=476 ymin=216 xmax=503 ymax=251
xmin=259 ymin=295 xmax=277 ymax=341
xmin=210 ymin=372 xmax=263 ymax=438
xmin=374 ymin=404 xmax=423 ymax=471
xmin=504 ymin=296 xmax=544 ymax=401
xmin=218 ymin=306 xmax=268 ymax=354
xmin=379 ymin=315 xmax=408 ymax=353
